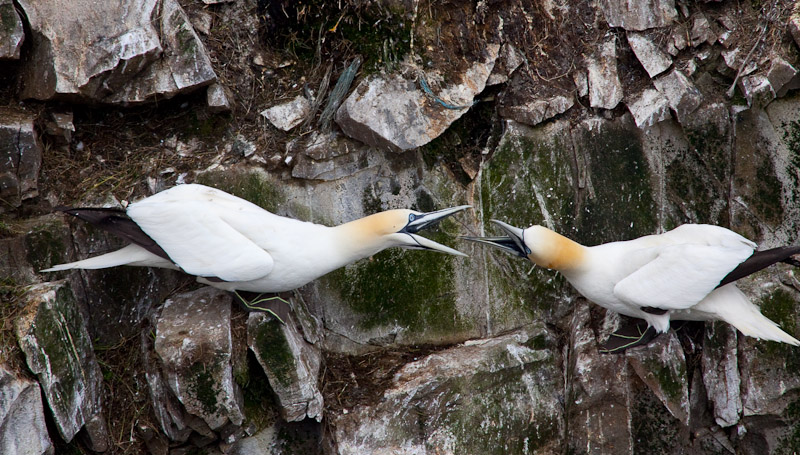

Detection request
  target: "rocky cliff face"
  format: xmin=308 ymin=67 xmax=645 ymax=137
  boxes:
xmin=3 ymin=0 xmax=800 ymax=453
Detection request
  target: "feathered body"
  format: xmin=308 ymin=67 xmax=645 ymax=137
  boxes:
xmin=44 ymin=184 xmax=468 ymax=293
xmin=470 ymin=223 xmax=800 ymax=347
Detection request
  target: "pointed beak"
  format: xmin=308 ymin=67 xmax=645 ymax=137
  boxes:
xmin=461 ymin=219 xmax=530 ymax=258
xmin=400 ymin=205 xmax=471 ymax=257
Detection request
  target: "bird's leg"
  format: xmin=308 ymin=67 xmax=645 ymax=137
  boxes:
xmin=599 ymin=319 xmax=660 ymax=354
xmin=233 ymin=291 xmax=290 ymax=324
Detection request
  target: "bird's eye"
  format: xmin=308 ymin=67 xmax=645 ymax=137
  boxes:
xmin=409 ymin=214 xmax=416 ymax=222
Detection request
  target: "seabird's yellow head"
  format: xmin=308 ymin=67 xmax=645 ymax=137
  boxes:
xmin=463 ymin=221 xmax=586 ymax=271
xmin=339 ymin=206 xmax=471 ymax=257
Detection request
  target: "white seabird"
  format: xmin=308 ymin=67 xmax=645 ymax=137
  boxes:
xmin=465 ymin=221 xmax=800 ymax=353
xmin=43 ymin=184 xmax=470 ymax=316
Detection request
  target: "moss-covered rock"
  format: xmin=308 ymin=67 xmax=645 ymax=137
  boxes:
xmin=153 ymin=287 xmax=243 ymax=430
xmin=15 ymin=281 xmax=107 ymax=445
xmin=331 ymin=326 xmax=563 ymax=454
xmin=247 ymin=311 xmax=323 ymax=422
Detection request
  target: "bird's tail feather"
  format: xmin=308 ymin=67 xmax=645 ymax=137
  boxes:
xmin=41 ymin=244 xmax=176 ymax=272
xmin=693 ymin=285 xmax=800 ymax=346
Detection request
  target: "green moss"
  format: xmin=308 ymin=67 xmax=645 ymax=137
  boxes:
xmin=575 ymin=122 xmax=657 ymax=245
xmin=253 ymin=318 xmax=296 ymax=388
xmin=27 ymin=284 xmax=88 ymax=412
xmin=665 ymin=147 xmax=728 ymax=225
xmin=188 ymin=362 xmax=220 ymax=416
xmin=25 ymin=223 xmax=68 ymax=273
xmin=239 ymin=352 xmax=279 ymax=431
xmin=758 ymin=288 xmax=800 ymax=371
xmin=196 ymin=171 xmax=286 ymax=213
xmin=330 ymin=239 xmax=467 ymax=333
xmin=643 ymin=358 xmax=685 ymax=403
xmin=631 ymin=387 xmax=681 ymax=454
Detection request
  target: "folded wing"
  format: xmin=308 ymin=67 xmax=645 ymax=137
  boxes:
xmin=613 ymin=241 xmax=755 ymax=311
xmin=128 ymin=196 xmax=275 ymax=283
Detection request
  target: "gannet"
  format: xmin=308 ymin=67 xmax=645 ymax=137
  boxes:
xmin=465 ymin=221 xmax=800 ymax=353
xmin=43 ymin=184 xmax=470 ymax=316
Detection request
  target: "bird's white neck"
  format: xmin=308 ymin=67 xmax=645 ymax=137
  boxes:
xmin=326 ymin=212 xmax=401 ymax=266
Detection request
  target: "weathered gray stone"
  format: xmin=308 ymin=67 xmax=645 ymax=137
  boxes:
xmin=0 ymin=0 xmax=24 ymax=59
xmin=498 ymin=95 xmax=574 ymax=126
xmin=154 ymin=287 xmax=244 ymax=431
xmin=766 ymin=56 xmax=799 ymax=98
xmin=207 ymin=83 xmax=232 ymax=113
xmin=627 ymin=332 xmax=689 ymax=425
xmin=740 ymin=73 xmax=775 ymax=108
xmin=44 ymin=111 xmax=75 ymax=145
xmin=331 ymin=327 xmax=563 ymax=454
xmin=261 ymin=95 xmax=311 ymax=131
xmin=701 ymin=323 xmax=741 ymax=427
xmin=789 ymin=10 xmax=800 ymax=49
xmin=0 ymin=366 xmax=53 ymax=455
xmin=689 ymin=14 xmax=716 ymax=47
xmin=599 ymin=0 xmax=677 ymax=31
xmin=334 ymin=45 xmax=499 ymax=151
xmin=17 ymin=0 xmax=215 ymax=104
xmin=653 ymin=69 xmax=703 ymax=123
xmin=15 ymin=281 xmax=108 ymax=446
xmin=0 ymin=109 xmax=42 ymax=210
xmin=626 ymin=87 xmax=671 ymax=127
xmin=248 ymin=311 xmax=323 ymax=422
xmin=627 ymin=31 xmax=672 ymax=78
xmin=587 ymin=38 xmax=623 ymax=109
xmin=721 ymin=47 xmax=757 ymax=78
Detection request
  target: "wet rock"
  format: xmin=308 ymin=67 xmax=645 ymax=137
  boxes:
xmin=568 ymin=304 xmax=632 ymax=454
xmin=627 ymin=332 xmax=689 ymax=425
xmin=0 ymin=366 xmax=53 ymax=455
xmin=207 ymin=83 xmax=232 ymax=113
xmin=18 ymin=0 xmax=215 ymax=103
xmin=247 ymin=311 xmax=323 ymax=422
xmin=498 ymin=94 xmax=574 ymax=127
xmin=587 ymin=37 xmax=623 ymax=109
xmin=701 ymin=323 xmax=741 ymax=427
xmin=15 ymin=281 xmax=108 ymax=447
xmin=652 ymin=68 xmax=703 ymax=124
xmin=0 ymin=0 xmax=24 ymax=59
xmin=334 ymin=45 xmax=499 ymax=151
xmin=154 ymin=287 xmax=244 ymax=431
xmin=626 ymin=87 xmax=671 ymax=128
xmin=0 ymin=109 xmax=42 ymax=211
xmin=261 ymin=95 xmax=311 ymax=131
xmin=331 ymin=326 xmax=563 ymax=454
xmin=627 ymin=31 xmax=672 ymax=78
xmin=599 ymin=0 xmax=677 ymax=31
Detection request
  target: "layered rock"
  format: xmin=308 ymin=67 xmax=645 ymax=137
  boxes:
xmin=0 ymin=367 xmax=53 ymax=455
xmin=334 ymin=44 xmax=499 ymax=151
xmin=17 ymin=0 xmax=215 ymax=103
xmin=15 ymin=281 xmax=108 ymax=450
xmin=0 ymin=0 xmax=24 ymax=59
xmin=152 ymin=287 xmax=244 ymax=432
xmin=0 ymin=109 xmax=42 ymax=211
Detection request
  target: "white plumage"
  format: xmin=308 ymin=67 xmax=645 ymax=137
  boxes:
xmin=467 ymin=222 xmax=800 ymax=349
xmin=44 ymin=184 xmax=470 ymax=293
